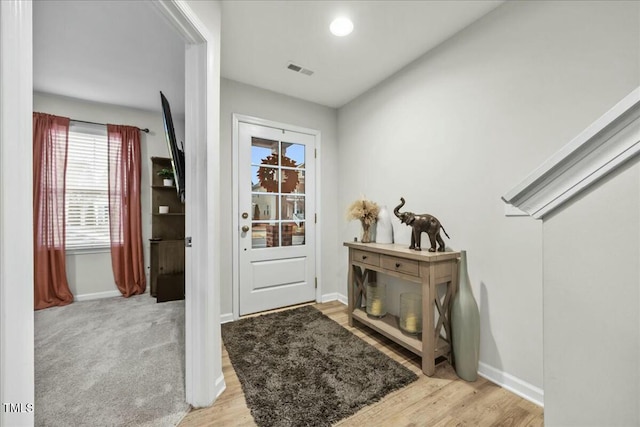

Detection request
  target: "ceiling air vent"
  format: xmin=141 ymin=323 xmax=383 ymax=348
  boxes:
xmin=287 ymin=62 xmax=314 ymax=76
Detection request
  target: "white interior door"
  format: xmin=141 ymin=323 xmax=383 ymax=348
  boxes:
xmin=238 ymin=122 xmax=316 ymax=315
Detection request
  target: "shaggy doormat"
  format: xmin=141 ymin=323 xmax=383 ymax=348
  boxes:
xmin=222 ymin=305 xmax=418 ymax=427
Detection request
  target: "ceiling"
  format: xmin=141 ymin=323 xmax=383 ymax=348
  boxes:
xmin=33 ymin=1 xmax=504 ymax=114
xmin=221 ymin=1 xmax=503 ymax=108
xmin=33 ymin=0 xmax=186 ymax=116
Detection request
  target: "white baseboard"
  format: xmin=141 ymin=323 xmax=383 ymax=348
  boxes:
xmin=478 ymin=362 xmax=544 ymax=407
xmin=214 ymin=373 xmax=226 ymax=399
xmin=320 ymin=293 xmax=348 ymax=304
xmin=320 ymin=292 xmax=337 ymax=302
xmin=75 ymin=290 xmax=121 ymax=301
xmin=220 ymin=313 xmax=234 ymax=324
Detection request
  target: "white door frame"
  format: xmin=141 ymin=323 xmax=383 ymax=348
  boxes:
xmin=0 ymin=2 xmax=34 ymax=425
xmin=0 ymin=1 xmax=224 ymax=420
xmin=232 ymin=114 xmax=322 ymax=320
xmin=153 ymin=0 xmax=225 ymax=407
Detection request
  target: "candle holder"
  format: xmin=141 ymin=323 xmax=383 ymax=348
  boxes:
xmin=366 ymin=282 xmax=386 ymax=318
xmin=399 ymin=292 xmax=422 ymax=334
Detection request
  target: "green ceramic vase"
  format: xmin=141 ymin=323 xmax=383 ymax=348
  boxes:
xmin=451 ymin=250 xmax=480 ymax=381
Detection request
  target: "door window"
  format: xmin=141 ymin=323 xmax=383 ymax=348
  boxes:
xmin=250 ymin=138 xmax=306 ymax=248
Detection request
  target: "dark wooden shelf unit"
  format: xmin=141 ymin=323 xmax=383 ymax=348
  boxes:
xmin=150 ymin=157 xmax=185 ymax=302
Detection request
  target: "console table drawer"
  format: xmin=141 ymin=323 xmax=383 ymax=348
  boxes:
xmin=381 ymin=255 xmax=420 ymax=277
xmin=353 ymin=250 xmax=380 ymax=267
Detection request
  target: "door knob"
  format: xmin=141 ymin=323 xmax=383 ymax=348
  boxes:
xmin=242 ymin=225 xmax=250 ymax=232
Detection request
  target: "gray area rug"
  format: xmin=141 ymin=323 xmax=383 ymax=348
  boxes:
xmin=222 ymin=305 xmax=418 ymax=427
xmin=35 ymin=294 xmax=188 ymax=427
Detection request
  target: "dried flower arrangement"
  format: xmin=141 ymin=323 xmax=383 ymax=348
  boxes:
xmin=346 ymin=198 xmax=380 ymax=243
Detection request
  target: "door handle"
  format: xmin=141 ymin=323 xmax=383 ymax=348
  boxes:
xmin=242 ymin=225 xmax=250 ymax=233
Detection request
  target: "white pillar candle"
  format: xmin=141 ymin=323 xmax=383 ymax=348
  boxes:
xmin=370 ymin=298 xmax=382 ymax=316
xmin=404 ymin=314 xmax=417 ymax=333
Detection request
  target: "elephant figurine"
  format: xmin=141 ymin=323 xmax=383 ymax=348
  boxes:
xmin=393 ymin=197 xmax=450 ymax=252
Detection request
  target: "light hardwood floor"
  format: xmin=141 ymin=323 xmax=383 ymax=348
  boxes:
xmin=180 ymin=301 xmax=544 ymax=426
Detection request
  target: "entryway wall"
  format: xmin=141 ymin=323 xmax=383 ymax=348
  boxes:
xmin=219 ymin=78 xmax=340 ymax=320
xmin=543 ymin=160 xmax=640 ymax=425
xmin=336 ymin=0 xmax=639 ymax=410
xmin=33 ymin=91 xmax=185 ymax=299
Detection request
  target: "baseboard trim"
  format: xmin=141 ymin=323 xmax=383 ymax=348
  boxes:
xmin=75 ymin=290 xmax=121 ymax=301
xmin=337 ymin=293 xmax=348 ymax=305
xmin=320 ymin=293 xmax=348 ymax=304
xmin=478 ymin=362 xmax=544 ymax=407
xmin=214 ymin=373 xmax=226 ymax=400
xmin=321 ymin=292 xmax=337 ymax=303
xmin=220 ymin=313 xmax=234 ymax=324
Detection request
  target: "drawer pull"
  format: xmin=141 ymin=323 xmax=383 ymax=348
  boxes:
xmin=362 ymin=255 xmax=367 ymax=260
xmin=395 ymin=263 xmax=401 ymax=268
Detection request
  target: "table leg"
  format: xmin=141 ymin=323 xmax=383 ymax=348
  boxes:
xmin=422 ymin=263 xmax=436 ymax=376
xmin=348 ymin=256 xmax=354 ymax=327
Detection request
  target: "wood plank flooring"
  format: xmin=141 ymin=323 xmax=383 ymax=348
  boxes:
xmin=180 ymin=301 xmax=543 ymax=426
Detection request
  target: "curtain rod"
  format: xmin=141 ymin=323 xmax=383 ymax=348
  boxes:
xmin=71 ymin=119 xmax=149 ymax=133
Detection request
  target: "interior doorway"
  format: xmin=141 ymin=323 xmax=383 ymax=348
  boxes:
xmin=0 ymin=3 xmax=223 ymax=422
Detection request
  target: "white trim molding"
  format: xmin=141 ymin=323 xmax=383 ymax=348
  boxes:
xmin=478 ymin=362 xmax=544 ymax=407
xmin=337 ymin=293 xmax=348 ymax=305
xmin=0 ymin=1 xmax=34 ymax=426
xmin=503 ymin=87 xmax=640 ymax=219
xmin=74 ymin=290 xmax=121 ymax=302
xmin=152 ymin=0 xmax=225 ymax=409
xmin=321 ymin=293 xmax=339 ymax=303
xmin=220 ymin=313 xmax=234 ymax=324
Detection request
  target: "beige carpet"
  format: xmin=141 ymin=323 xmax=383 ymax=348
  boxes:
xmin=35 ymin=294 xmax=188 ymax=427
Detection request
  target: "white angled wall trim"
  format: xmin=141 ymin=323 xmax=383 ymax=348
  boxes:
xmin=478 ymin=362 xmax=544 ymax=407
xmin=74 ymin=290 xmax=122 ymax=302
xmin=502 ymin=87 xmax=640 ymax=219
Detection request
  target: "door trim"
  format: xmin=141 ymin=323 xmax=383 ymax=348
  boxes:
xmin=0 ymin=2 xmax=34 ymax=425
xmin=151 ymin=0 xmax=225 ymax=408
xmin=232 ymin=114 xmax=322 ymax=320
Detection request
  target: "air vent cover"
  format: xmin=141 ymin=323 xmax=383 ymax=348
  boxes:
xmin=286 ymin=62 xmax=314 ymax=76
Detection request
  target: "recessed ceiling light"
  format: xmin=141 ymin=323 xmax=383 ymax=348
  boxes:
xmin=330 ymin=17 xmax=353 ymax=37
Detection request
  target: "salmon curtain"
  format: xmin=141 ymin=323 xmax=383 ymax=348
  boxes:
xmin=107 ymin=125 xmax=146 ymax=297
xmin=33 ymin=113 xmax=74 ymax=310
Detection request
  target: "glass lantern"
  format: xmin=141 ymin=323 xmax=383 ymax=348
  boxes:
xmin=366 ymin=282 xmax=386 ymax=318
xmin=399 ymin=292 xmax=422 ymax=334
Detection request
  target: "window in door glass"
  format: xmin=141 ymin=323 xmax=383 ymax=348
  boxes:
xmin=252 ymin=194 xmax=278 ymax=221
xmin=282 ymin=143 xmax=305 ymax=168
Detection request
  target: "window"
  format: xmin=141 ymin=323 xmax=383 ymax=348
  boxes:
xmin=65 ymin=123 xmax=110 ymax=250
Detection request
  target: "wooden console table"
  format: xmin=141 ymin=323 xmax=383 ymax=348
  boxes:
xmin=344 ymin=242 xmax=459 ymax=376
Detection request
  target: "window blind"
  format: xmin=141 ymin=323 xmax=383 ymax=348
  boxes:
xmin=65 ymin=125 xmax=110 ymax=250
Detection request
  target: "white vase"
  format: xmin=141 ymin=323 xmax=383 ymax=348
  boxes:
xmin=376 ymin=205 xmax=393 ymax=244
xmin=159 ymin=206 xmax=169 ymax=214
xmin=163 ymin=178 xmax=173 ymax=187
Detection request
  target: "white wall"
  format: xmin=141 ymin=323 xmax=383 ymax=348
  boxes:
xmin=337 ymin=0 xmax=640 ymax=403
xmin=543 ymin=161 xmax=640 ymax=425
xmin=220 ymin=78 xmax=339 ymax=316
xmin=33 ymin=91 xmax=184 ymax=298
